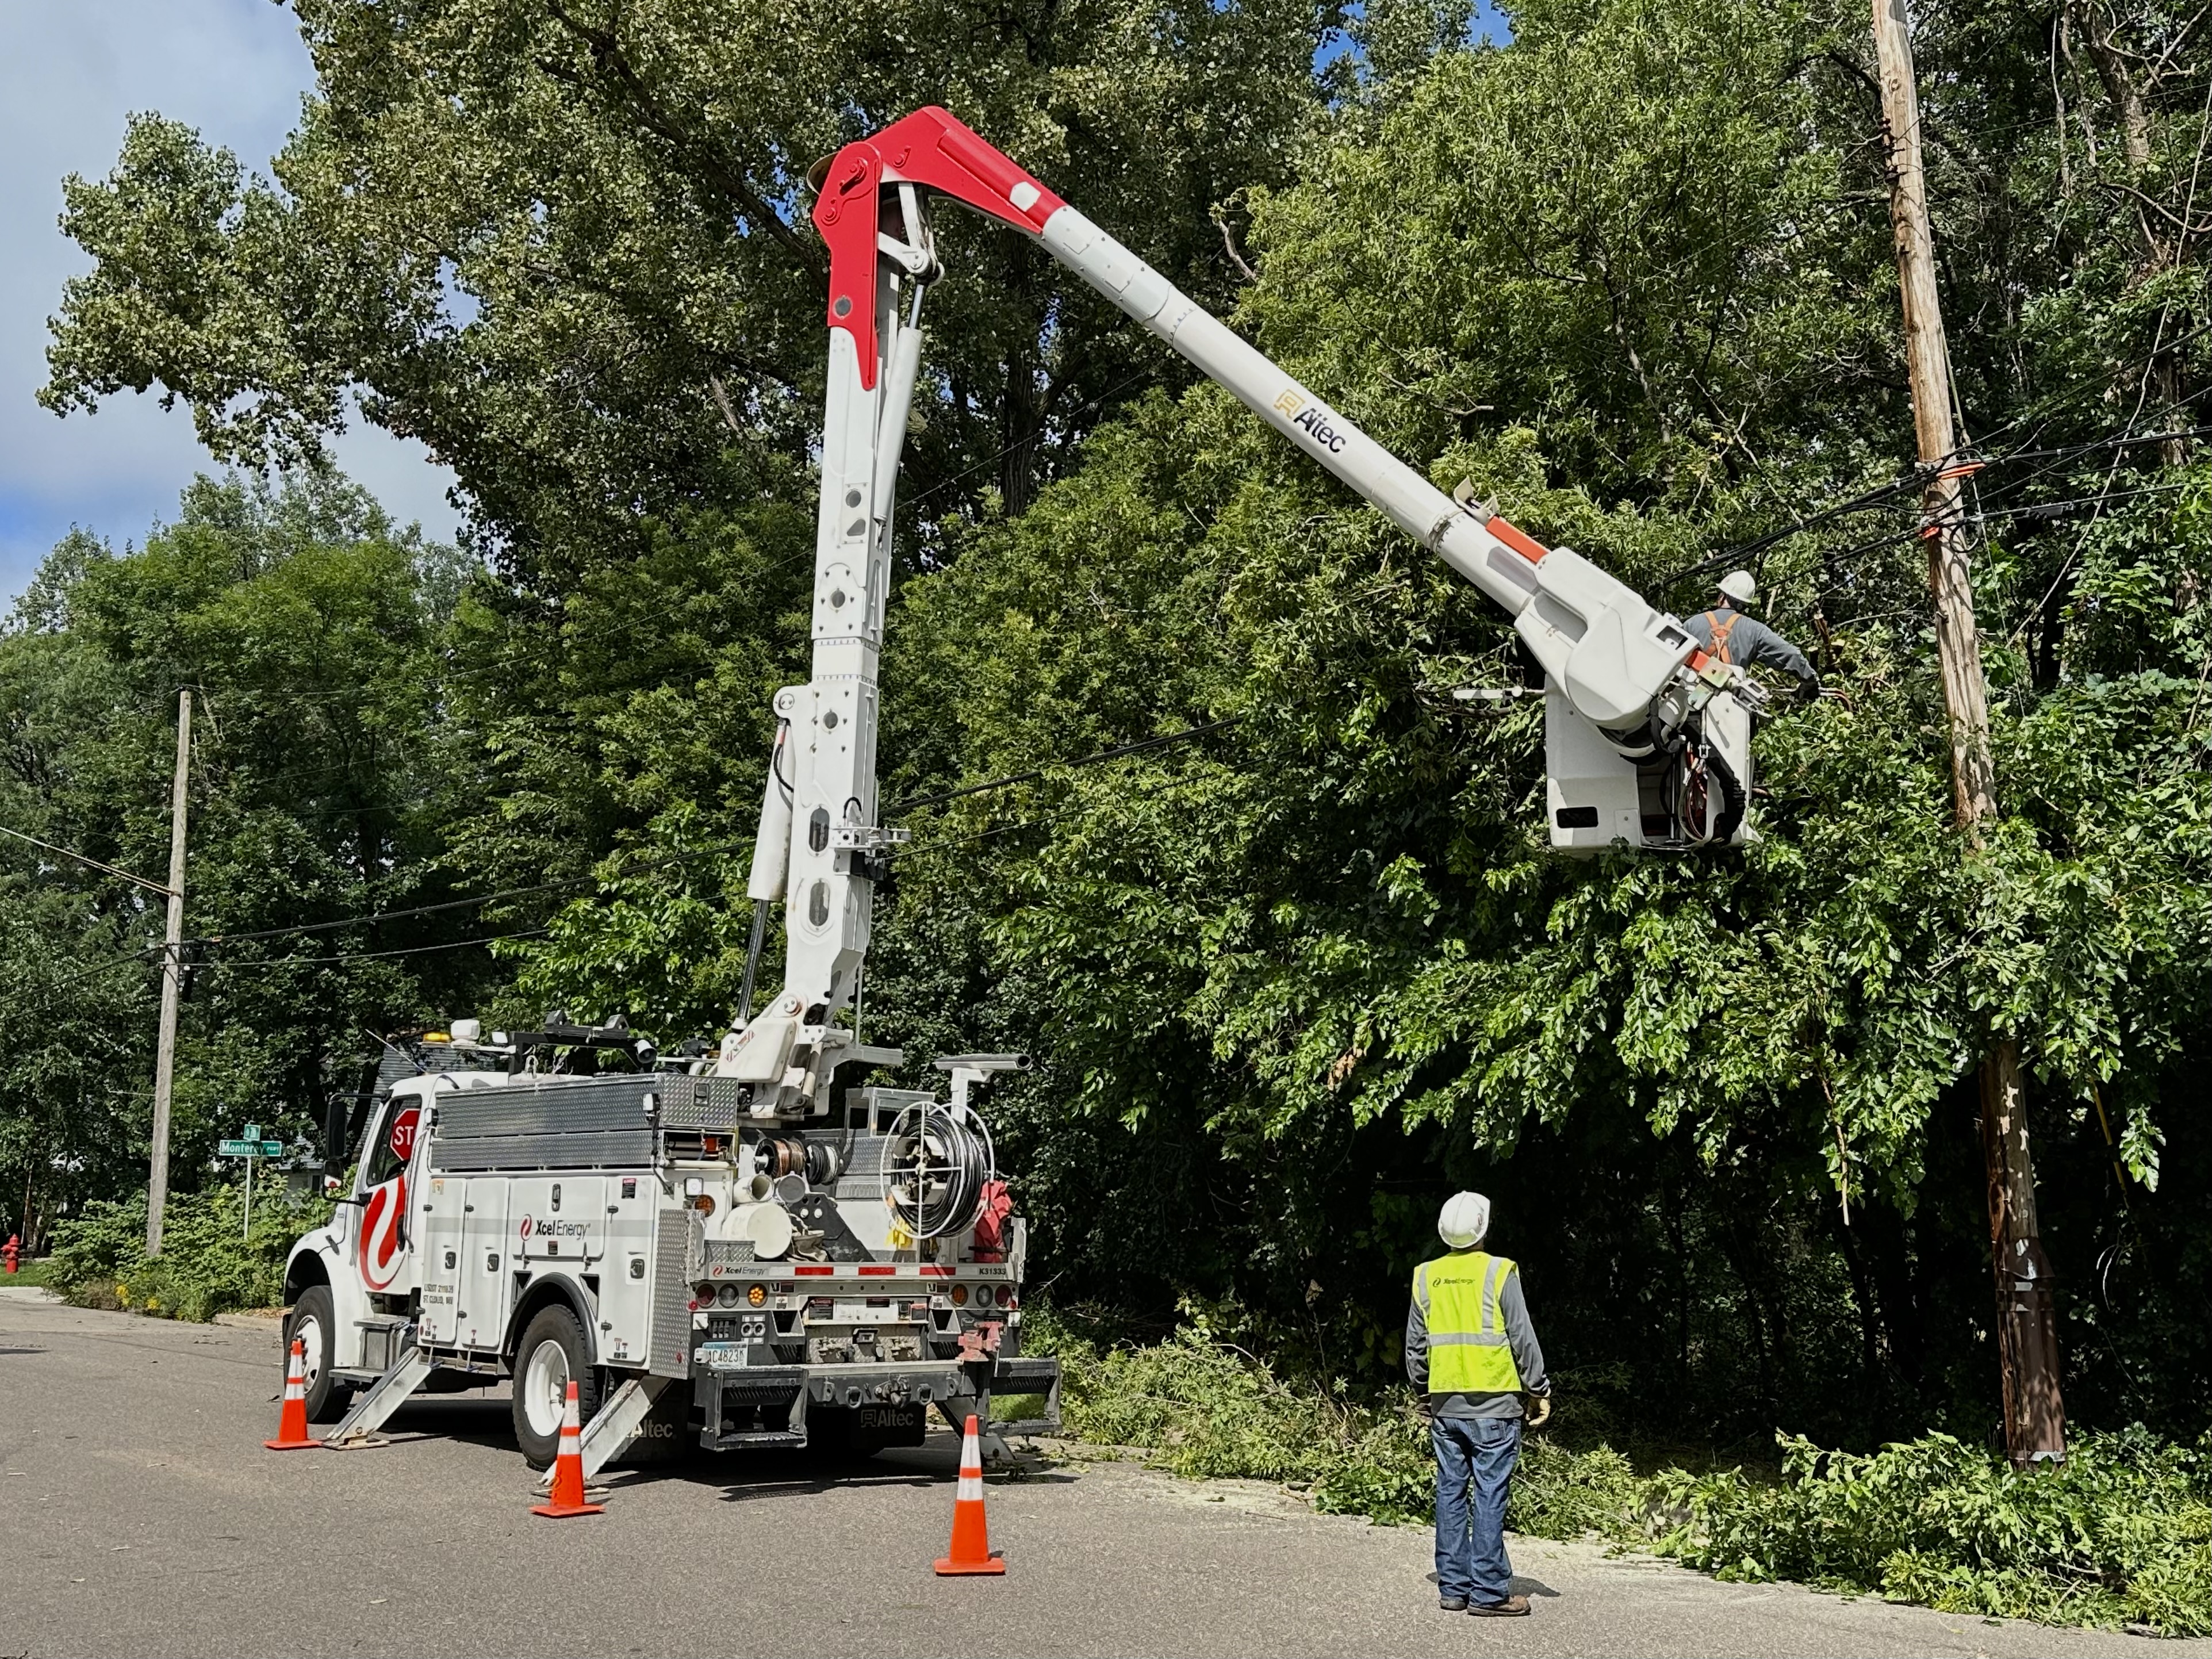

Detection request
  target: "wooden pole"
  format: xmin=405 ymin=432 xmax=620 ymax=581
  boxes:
xmin=1871 ymin=0 xmax=2065 ymax=1462
xmin=145 ymin=689 xmax=191 ymax=1258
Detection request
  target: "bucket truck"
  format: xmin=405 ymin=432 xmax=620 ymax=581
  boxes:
xmin=279 ymin=106 xmax=1762 ymax=1476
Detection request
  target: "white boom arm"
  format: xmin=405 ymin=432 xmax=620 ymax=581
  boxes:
xmin=718 ymin=108 xmax=1757 ymax=1114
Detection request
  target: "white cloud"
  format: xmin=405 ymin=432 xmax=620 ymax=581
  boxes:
xmin=0 ymin=0 xmax=463 ymax=597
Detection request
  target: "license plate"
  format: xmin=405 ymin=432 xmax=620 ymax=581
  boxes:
xmin=697 ymin=1342 xmax=748 ymax=1371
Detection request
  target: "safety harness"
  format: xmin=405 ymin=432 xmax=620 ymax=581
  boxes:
xmin=1700 ymin=607 xmax=1741 ymax=666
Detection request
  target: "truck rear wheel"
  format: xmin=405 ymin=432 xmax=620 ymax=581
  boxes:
xmin=285 ymin=1285 xmax=352 ymax=1423
xmin=510 ymin=1304 xmax=600 ymax=1468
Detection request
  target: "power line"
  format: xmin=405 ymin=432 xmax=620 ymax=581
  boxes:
xmin=0 ymin=823 xmax=174 ymax=897
xmin=1673 ymin=370 xmax=2212 ymax=591
xmin=206 ymin=927 xmax=549 ymax=972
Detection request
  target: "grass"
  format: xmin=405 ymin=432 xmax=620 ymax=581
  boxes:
xmin=3 ymin=1256 xmax=56 ymax=1288
xmin=1028 ymin=1308 xmax=2212 ymax=1637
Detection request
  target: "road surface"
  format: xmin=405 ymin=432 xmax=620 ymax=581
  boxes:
xmin=0 ymin=1289 xmax=2199 ymax=1659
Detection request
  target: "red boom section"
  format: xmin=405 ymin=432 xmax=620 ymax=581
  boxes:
xmin=810 ymin=106 xmax=1068 ymax=389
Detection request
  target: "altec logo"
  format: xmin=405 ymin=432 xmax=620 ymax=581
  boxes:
xmin=1291 ymin=405 xmax=1348 ymax=455
xmin=1272 ymin=388 xmax=1348 ymax=454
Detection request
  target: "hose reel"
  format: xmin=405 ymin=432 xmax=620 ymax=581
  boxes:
xmin=883 ymin=1101 xmax=996 ymax=1240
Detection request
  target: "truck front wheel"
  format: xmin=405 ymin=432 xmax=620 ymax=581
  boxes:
xmin=510 ymin=1304 xmax=600 ymax=1468
xmin=285 ymin=1285 xmax=352 ymax=1423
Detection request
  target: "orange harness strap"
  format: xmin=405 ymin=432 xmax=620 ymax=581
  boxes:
xmin=1702 ymin=609 xmax=1741 ymax=666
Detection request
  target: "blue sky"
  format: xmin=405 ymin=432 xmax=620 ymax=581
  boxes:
xmin=0 ymin=1 xmax=462 ymax=606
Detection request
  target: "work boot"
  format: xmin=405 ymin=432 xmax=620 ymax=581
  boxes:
xmin=1438 ymin=1595 xmax=1469 ymax=1612
xmin=1467 ymin=1595 xmax=1531 ymax=1617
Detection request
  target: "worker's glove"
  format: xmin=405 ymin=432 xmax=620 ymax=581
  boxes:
xmin=1524 ymin=1393 xmax=1554 ymax=1430
xmin=1413 ymin=1395 xmax=1435 ymax=1424
xmin=1798 ymin=676 xmax=1823 ymax=704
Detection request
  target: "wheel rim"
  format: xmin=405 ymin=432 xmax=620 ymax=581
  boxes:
xmin=294 ymin=1315 xmax=324 ymax=1394
xmin=522 ymin=1338 xmax=569 ymax=1439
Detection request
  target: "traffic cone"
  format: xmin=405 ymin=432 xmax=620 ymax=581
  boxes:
xmin=933 ymin=1413 xmax=1005 ymax=1575
xmin=530 ymin=1379 xmax=604 ymax=1518
xmin=263 ymin=1338 xmax=321 ymax=1450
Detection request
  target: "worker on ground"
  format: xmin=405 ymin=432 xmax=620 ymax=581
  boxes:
xmin=1406 ymin=1191 xmax=1550 ymax=1618
xmin=1684 ymin=571 xmax=1820 ymax=701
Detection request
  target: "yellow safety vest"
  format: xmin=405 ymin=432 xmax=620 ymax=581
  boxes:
xmin=1414 ymin=1250 xmax=1525 ymax=1394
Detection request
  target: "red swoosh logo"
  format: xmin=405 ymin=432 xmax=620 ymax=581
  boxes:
xmin=359 ymin=1174 xmax=407 ymax=1291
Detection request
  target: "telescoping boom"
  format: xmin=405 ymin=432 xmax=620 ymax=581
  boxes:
xmin=722 ymin=107 xmax=1763 ymax=1117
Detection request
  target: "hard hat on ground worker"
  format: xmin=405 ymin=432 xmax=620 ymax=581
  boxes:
xmin=1717 ymin=570 xmax=1758 ymax=606
xmin=1437 ymin=1191 xmax=1491 ymax=1250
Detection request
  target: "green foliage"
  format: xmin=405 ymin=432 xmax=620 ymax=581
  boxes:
xmin=1043 ymin=1306 xmax=1644 ymax=1531
xmin=0 ymin=472 xmax=492 ymax=1243
xmin=1042 ymin=1315 xmax=2212 ymax=1633
xmin=1654 ymin=1428 xmax=2212 ymax=1636
xmin=42 ymin=0 xmax=1343 ymax=579
xmin=46 ymin=1177 xmax=334 ymax=1323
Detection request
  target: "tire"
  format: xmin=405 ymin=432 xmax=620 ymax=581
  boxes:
xmin=285 ymin=1284 xmax=353 ymax=1424
xmin=509 ymin=1303 xmax=600 ymax=1469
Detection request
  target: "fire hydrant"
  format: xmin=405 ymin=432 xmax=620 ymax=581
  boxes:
xmin=2 ymin=1235 xmax=18 ymax=1275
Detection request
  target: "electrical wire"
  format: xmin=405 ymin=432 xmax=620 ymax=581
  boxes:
xmin=0 ymin=824 xmax=174 ymax=897
xmin=1672 ymin=326 xmax=2212 ymax=589
xmin=204 ymin=927 xmax=549 ymax=972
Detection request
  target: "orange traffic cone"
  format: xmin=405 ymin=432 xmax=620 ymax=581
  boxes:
xmin=933 ymin=1413 xmax=1005 ymax=1575
xmin=530 ymin=1378 xmax=604 ymax=1518
xmin=263 ymin=1338 xmax=321 ymax=1450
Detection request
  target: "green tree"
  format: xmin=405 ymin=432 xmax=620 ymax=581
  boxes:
xmin=0 ymin=472 xmax=489 ymax=1237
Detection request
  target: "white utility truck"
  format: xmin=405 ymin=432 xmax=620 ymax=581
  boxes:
xmin=284 ymin=1025 xmax=1044 ymax=1465
xmin=283 ymin=105 xmax=1766 ymax=1469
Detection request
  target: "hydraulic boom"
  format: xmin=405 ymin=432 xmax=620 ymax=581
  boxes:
xmin=720 ymin=106 xmax=1762 ymax=1116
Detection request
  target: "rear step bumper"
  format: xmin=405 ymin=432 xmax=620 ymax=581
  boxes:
xmin=693 ymin=1355 xmax=1063 ymax=1450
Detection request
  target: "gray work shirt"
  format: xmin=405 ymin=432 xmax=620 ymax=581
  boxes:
xmin=1682 ymin=602 xmax=1817 ymax=685
xmin=1405 ymin=1255 xmax=1550 ymax=1419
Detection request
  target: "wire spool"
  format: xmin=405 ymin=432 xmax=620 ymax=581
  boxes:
xmin=884 ymin=1102 xmax=996 ymax=1240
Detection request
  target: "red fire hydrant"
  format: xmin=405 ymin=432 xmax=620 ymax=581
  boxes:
xmin=2 ymin=1235 xmax=19 ymax=1275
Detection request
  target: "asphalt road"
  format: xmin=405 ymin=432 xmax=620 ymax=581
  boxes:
xmin=1 ymin=1288 xmax=2201 ymax=1659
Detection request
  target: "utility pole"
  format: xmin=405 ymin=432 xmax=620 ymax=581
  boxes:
xmin=145 ymin=689 xmax=191 ymax=1258
xmin=1870 ymin=0 xmax=2065 ymax=1463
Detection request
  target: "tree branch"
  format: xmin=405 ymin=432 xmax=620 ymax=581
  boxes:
xmin=540 ymin=3 xmax=821 ymax=271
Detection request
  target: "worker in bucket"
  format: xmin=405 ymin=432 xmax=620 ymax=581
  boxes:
xmin=1684 ymin=570 xmax=1820 ymax=700
xmin=1406 ymin=1191 xmax=1550 ymax=1618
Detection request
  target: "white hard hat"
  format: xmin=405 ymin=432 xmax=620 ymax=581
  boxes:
xmin=1437 ymin=1191 xmax=1491 ymax=1250
xmin=1717 ymin=570 xmax=1758 ymax=606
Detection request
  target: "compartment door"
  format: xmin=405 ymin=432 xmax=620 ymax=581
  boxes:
xmin=462 ymin=1181 xmax=509 ymax=1353
xmin=417 ymin=1176 xmax=467 ymax=1346
xmin=512 ymin=1176 xmax=606 ymax=1264
xmin=599 ymin=1173 xmax=656 ymax=1368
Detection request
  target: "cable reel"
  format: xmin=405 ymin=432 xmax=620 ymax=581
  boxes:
xmin=883 ymin=1099 xmax=996 ymax=1240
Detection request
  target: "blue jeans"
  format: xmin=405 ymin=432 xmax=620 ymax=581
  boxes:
xmin=1432 ymin=1415 xmax=1519 ymax=1605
